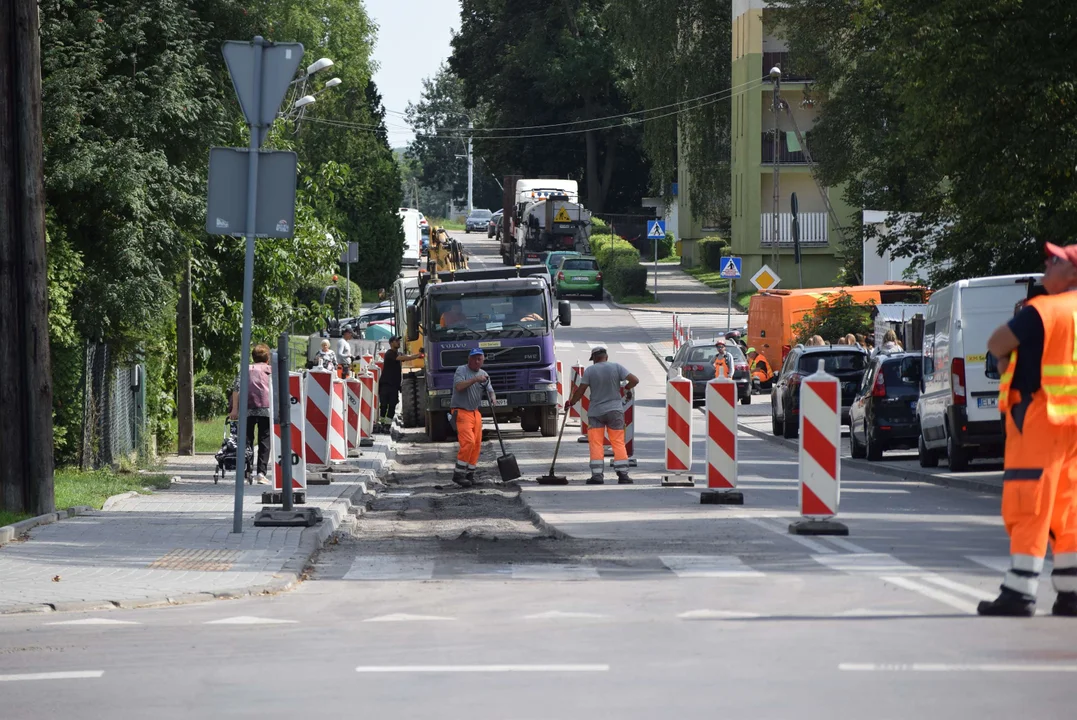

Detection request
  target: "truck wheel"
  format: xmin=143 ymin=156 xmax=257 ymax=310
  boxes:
xmin=400 ymin=375 xmax=421 ymax=428
xmin=428 ymin=411 xmax=450 ymax=442
xmin=946 ymin=433 xmax=970 ymax=472
xmin=521 ymin=407 xmax=541 ymax=433
xmin=539 ymin=406 xmax=558 ymax=437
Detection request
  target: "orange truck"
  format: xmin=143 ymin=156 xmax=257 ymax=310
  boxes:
xmin=747 ymin=283 xmax=928 ymax=370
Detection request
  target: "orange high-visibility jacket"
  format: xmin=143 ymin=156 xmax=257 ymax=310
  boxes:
xmin=998 ymin=291 xmax=1077 ymax=424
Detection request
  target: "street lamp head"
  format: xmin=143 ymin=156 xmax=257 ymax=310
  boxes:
xmin=294 ymin=95 xmax=316 ymax=109
xmin=324 ymin=77 xmax=342 ymax=88
xmin=769 ymin=66 xmax=782 ymax=80
xmin=307 ymin=57 xmax=334 ymax=76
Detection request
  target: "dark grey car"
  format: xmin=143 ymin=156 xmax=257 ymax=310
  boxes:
xmin=665 ymin=339 xmax=752 ymax=405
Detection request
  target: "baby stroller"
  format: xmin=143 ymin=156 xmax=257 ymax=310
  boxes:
xmin=213 ymin=420 xmax=254 ymax=484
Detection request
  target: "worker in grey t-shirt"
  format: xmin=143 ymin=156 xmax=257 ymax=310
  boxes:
xmin=449 ymin=348 xmax=494 ymax=487
xmin=566 ymin=345 xmax=639 ymax=485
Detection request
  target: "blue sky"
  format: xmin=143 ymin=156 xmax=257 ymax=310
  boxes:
xmin=365 ymin=0 xmax=460 ymax=148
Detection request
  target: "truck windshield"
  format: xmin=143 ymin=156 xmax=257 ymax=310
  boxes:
xmin=432 ymin=291 xmax=548 ymax=338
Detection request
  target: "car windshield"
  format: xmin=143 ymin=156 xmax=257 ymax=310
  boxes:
xmin=469 ymin=210 xmax=492 ymax=219
xmin=431 ymin=291 xmax=548 ymax=338
xmin=561 ymin=259 xmax=597 ymax=271
xmin=686 ymin=345 xmax=745 ymax=363
xmin=547 ymin=253 xmax=578 ymax=271
xmin=799 ymin=352 xmax=868 ymax=374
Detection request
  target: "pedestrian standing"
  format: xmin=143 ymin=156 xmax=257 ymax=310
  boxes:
xmin=336 ymin=328 xmax=355 ymax=378
xmin=566 ymin=346 xmax=639 ymax=485
xmin=979 ymin=242 xmax=1077 ymax=617
xmin=315 ymin=339 xmax=337 ymax=372
xmin=379 ymin=335 xmax=422 ymax=425
xmin=450 ymin=348 xmax=493 ymax=487
xmin=877 ymin=329 xmax=903 ymax=355
xmin=712 ymin=338 xmax=735 ymax=380
xmin=229 ymin=343 xmax=273 ymax=485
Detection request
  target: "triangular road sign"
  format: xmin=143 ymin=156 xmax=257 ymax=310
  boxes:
xmin=554 ymin=206 xmax=571 ymax=223
xmin=223 ymin=39 xmax=304 ymax=134
xmin=647 ymin=220 xmax=666 ymax=239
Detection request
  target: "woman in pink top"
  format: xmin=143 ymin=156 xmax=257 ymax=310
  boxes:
xmin=229 ymin=344 xmax=273 ymax=484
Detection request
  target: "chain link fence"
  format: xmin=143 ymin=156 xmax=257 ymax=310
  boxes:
xmin=81 ymin=343 xmax=147 ymax=469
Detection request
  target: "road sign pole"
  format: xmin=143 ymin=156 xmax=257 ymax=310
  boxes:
xmin=232 ymin=36 xmax=265 ymax=534
xmin=727 ymin=280 xmax=733 ymax=331
xmin=653 ymin=237 xmax=658 ymax=301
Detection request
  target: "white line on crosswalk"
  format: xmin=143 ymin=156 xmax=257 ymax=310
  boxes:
xmin=620 ymin=342 xmax=641 ymax=350
xmin=364 ymin=613 xmax=455 ymax=622
xmin=205 ymin=616 xmax=298 ymax=625
xmin=840 ymin=663 xmax=1077 ymax=673
xmin=0 ymin=671 xmax=104 ymax=682
xmin=593 ymin=305 xmax=611 ymax=312
xmin=356 ymin=664 xmax=609 ymax=673
xmin=917 ymin=574 xmax=995 ymax=601
xmin=555 ymin=341 xmax=574 ymax=349
xmin=813 ymin=553 xmax=917 ymax=574
xmin=878 ymin=576 xmax=979 ymax=614
xmin=660 ymin=555 xmax=765 ymax=578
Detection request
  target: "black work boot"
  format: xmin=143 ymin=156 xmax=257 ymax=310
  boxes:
xmin=586 ymin=474 xmax=604 ymax=485
xmin=616 ymin=471 xmax=632 ymax=485
xmin=1052 ymin=592 xmax=1077 ymax=617
xmin=466 ymin=471 xmax=475 ymax=484
xmin=977 ymin=587 xmax=1036 ymax=617
xmin=451 ymin=471 xmax=472 ymax=488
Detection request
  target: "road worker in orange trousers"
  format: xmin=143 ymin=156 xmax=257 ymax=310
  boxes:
xmin=980 ymin=242 xmax=1077 ymax=617
xmin=450 ymin=348 xmax=493 ymax=488
xmin=567 ymin=346 xmax=639 ymax=485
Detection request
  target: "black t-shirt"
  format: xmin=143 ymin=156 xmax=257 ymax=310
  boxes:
xmin=382 ymin=348 xmax=403 ymax=388
xmin=1007 ymin=305 xmax=1045 ymax=394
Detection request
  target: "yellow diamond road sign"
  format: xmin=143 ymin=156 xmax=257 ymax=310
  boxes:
xmin=554 ymin=207 xmax=572 ymax=223
xmin=750 ymin=264 xmax=780 ymax=292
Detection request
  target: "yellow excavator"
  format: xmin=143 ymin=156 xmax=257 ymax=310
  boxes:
xmin=426 ymin=226 xmax=468 ymax=273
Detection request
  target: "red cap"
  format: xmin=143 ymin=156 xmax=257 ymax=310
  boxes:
xmin=1045 ymin=242 xmax=1077 ymax=268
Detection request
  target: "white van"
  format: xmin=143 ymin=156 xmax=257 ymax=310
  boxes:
xmin=398 ymin=209 xmax=422 ymax=267
xmin=917 ymin=274 xmax=1041 ymax=471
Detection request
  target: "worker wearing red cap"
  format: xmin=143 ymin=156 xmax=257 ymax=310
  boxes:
xmin=979 ymin=242 xmax=1077 ymax=617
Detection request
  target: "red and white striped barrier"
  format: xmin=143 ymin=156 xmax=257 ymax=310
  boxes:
xmin=358 ymin=371 xmax=375 ymax=446
xmin=702 ymin=375 xmax=742 ymax=504
xmin=609 ymin=385 xmax=637 ymax=467
xmin=556 ymin=360 xmax=564 ymax=412
xmin=274 ymin=372 xmax=306 ymax=491
xmin=345 ymin=377 xmax=362 ymax=455
xmin=569 ymin=363 xmax=584 ymax=422
xmin=576 ymin=380 xmax=591 ymax=444
xmin=328 ymin=377 xmax=348 ymax=463
xmin=790 ymin=360 xmax=847 ymax=535
xmin=663 ymin=373 xmax=694 ymax=486
xmin=371 ymin=364 xmax=382 ymax=420
xmin=361 ymin=353 xmax=374 ymax=373
xmin=672 ymin=314 xmax=681 ymax=351
xmin=304 ymin=369 xmax=334 ymax=467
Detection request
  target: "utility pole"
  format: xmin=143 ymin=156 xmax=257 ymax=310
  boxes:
xmin=467 ymin=120 xmax=474 ymax=214
xmin=0 ymin=0 xmax=55 ymax=515
xmin=177 ymin=254 xmax=195 ymax=455
xmin=770 ymin=66 xmax=781 ymax=275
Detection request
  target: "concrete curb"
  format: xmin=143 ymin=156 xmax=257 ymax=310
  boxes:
xmin=0 ymin=441 xmax=397 ymax=615
xmin=0 ymin=505 xmax=95 ymax=549
xmin=516 ymin=486 xmax=572 ymax=541
xmin=102 ymin=490 xmax=140 ymax=510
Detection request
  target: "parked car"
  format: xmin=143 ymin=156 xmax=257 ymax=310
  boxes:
xmin=849 ymin=352 xmax=922 ymax=461
xmin=917 ymin=274 xmax=1041 ymax=471
xmin=665 ymin=339 xmax=752 ymax=405
xmin=465 ymin=208 xmax=492 ymax=233
xmin=487 ymin=209 xmax=503 ymax=238
xmin=771 ymin=344 xmax=870 ymax=438
xmin=554 ymin=256 xmax=603 ymax=299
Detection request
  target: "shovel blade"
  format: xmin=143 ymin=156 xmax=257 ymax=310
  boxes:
xmin=497 ymin=454 xmax=520 ymax=482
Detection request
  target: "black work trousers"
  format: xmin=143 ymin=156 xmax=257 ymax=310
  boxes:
xmin=379 ymin=384 xmax=401 ymax=422
xmin=246 ymin=415 xmax=271 ymax=476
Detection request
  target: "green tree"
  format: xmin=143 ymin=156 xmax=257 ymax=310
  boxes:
xmin=791 ymin=291 xmax=874 ymax=345
xmin=774 ymin=0 xmax=1077 ymax=285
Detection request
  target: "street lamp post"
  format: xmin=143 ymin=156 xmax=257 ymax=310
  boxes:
xmin=770 ymin=66 xmax=781 ymax=275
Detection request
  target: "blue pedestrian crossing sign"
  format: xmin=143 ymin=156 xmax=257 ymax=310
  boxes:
xmin=720 ymin=256 xmax=742 ymax=279
xmin=646 ymin=220 xmax=667 ymax=240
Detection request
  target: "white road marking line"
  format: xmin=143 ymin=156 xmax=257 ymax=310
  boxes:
xmin=555 ymin=341 xmax=575 ymax=349
xmin=813 ymin=553 xmax=915 ymax=574
xmin=660 ymin=555 xmax=765 ymax=578
xmin=678 ymin=609 xmax=761 ymax=620
xmin=523 ymin=610 xmax=608 ymax=620
xmin=878 ymin=576 xmax=979 ymax=614
xmin=364 ymin=613 xmax=456 ymax=623
xmin=917 ymin=574 xmax=996 ymax=601
xmin=205 ymin=616 xmax=298 ymax=625
xmin=511 ymin=564 xmax=600 ymax=580
xmin=355 ymin=664 xmax=609 ymax=673
xmin=593 ymin=305 xmax=611 ymax=312
xmin=620 ymin=342 xmax=641 ymax=350
xmin=966 ymin=555 xmax=1011 ymax=574
xmin=46 ymin=618 xmax=140 ymax=626
xmin=741 ymin=516 xmax=836 ymax=554
xmin=820 ymin=537 xmax=872 ymax=553
xmin=570 ymin=304 xmax=583 ymax=312
xmin=343 ymin=556 xmax=435 ymax=581
xmin=839 ymin=663 xmax=1077 ymax=673
xmin=0 ymin=671 xmax=104 ymax=682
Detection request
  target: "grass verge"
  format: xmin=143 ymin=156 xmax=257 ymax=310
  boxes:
xmin=429 ymin=217 xmax=465 ymax=232
xmin=683 ymin=265 xmax=732 ymax=292
xmin=616 ymin=292 xmax=658 ymax=304
xmin=163 ymin=415 xmax=232 ymax=455
xmin=657 ymin=255 xmax=682 ymax=264
xmin=1 ymin=468 xmax=171 ymax=528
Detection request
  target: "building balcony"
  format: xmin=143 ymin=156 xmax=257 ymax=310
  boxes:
xmin=762 ymin=52 xmax=812 ymax=82
xmin=760 ymin=212 xmax=829 ymax=246
xmin=761 ymin=131 xmax=808 ymax=164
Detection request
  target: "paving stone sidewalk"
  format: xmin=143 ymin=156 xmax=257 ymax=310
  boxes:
xmin=0 ymin=438 xmax=394 ymax=614
xmin=616 ymin=263 xmax=743 ymax=314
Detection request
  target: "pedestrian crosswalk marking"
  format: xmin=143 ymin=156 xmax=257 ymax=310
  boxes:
xmin=812 ymin=553 xmax=916 ymax=575
xmin=555 ymin=341 xmax=574 ymax=349
xmin=343 ymin=556 xmax=435 ymax=581
xmin=47 ymin=618 xmax=140 ymax=626
xmin=364 ymin=613 xmax=455 ymax=622
xmin=205 ymin=616 xmax=298 ymax=625
xmin=593 ymin=305 xmax=611 ymax=312
xmin=660 ymin=555 xmax=765 ymax=578
xmin=621 ymin=343 xmax=641 ymax=350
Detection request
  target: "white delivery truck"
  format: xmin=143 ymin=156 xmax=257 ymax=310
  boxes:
xmin=917 ymin=273 xmax=1042 ymax=471
xmin=398 ymin=208 xmax=422 ymax=267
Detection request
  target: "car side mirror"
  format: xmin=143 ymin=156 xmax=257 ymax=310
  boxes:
xmin=558 ymin=300 xmax=572 ymax=327
xmin=407 ymin=306 xmax=420 ymax=343
xmin=665 ymin=356 xmax=674 ymax=363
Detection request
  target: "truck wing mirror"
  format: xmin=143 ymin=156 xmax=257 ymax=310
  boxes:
xmin=558 ymin=300 xmax=572 ymax=327
xmin=407 ymin=305 xmax=420 ymax=343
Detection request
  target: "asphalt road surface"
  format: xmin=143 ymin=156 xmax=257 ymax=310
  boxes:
xmin=1 ymin=233 xmax=1074 ymax=719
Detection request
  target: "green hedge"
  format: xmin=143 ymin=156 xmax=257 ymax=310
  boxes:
xmin=592 ymin=233 xmax=640 ymax=267
xmin=194 ymin=385 xmax=227 ymax=421
xmin=698 ymin=236 xmax=729 ymax=271
xmin=604 ymin=258 xmax=648 ymax=298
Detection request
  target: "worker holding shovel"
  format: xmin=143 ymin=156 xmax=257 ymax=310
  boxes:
xmin=450 ymin=348 xmax=493 ymax=487
xmin=567 ymin=346 xmax=640 ymax=485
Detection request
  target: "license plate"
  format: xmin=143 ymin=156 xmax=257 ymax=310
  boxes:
xmin=573 ymin=276 xmax=589 ymax=281
xmin=977 ymin=396 xmax=998 ymax=409
xmin=481 ymin=399 xmax=508 ymax=407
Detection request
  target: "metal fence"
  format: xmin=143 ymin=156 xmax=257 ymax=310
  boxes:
xmin=81 ymin=343 xmax=146 ymax=469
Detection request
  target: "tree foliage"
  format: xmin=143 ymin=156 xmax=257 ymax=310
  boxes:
xmin=791 ymin=291 xmax=874 ymax=345
xmin=774 ymin=0 xmax=1077 ymax=285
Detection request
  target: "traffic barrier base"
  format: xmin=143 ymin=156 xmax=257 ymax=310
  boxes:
xmin=789 ymin=359 xmax=847 ymax=536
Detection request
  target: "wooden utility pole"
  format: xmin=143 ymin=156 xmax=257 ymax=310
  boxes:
xmin=0 ymin=0 xmax=55 ymax=515
xmin=176 ymin=254 xmax=195 ymax=455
